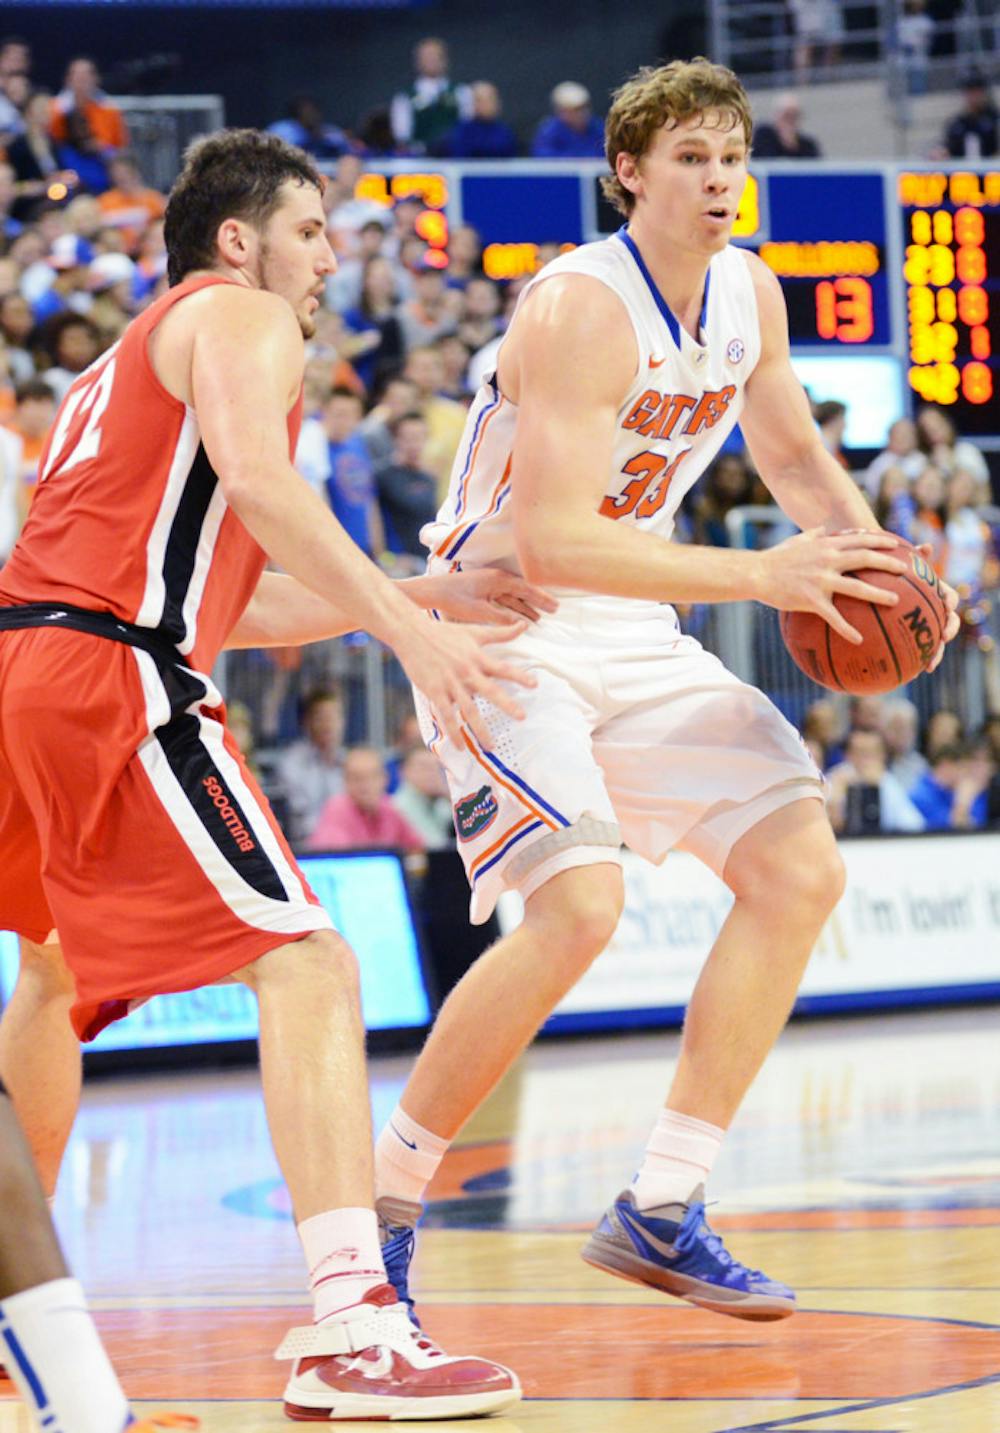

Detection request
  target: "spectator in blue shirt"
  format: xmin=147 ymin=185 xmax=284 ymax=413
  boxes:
xmin=268 ymin=95 xmax=352 ymax=161
xmin=438 ymin=82 xmax=518 ymax=159
xmin=317 ymin=386 xmax=384 ymax=558
xmin=909 ymin=745 xmax=989 ymax=830
xmin=31 ymin=234 xmax=94 ymax=324
xmin=532 ymin=81 xmax=605 ymax=159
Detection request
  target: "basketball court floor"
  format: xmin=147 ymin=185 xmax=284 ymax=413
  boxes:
xmin=2 ymin=1004 xmax=999 ymax=1432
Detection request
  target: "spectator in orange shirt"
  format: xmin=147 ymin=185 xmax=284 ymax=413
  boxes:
xmin=49 ymin=58 xmax=127 ymax=193
xmin=97 ymin=152 xmax=165 ymax=254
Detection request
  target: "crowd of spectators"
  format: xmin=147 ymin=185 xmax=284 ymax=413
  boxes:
xmin=1 ymin=32 xmax=999 ymax=857
xmin=805 ymin=694 xmax=1000 ymax=836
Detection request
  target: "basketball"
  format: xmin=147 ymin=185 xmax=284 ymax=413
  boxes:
xmin=780 ymin=536 xmax=949 ymax=694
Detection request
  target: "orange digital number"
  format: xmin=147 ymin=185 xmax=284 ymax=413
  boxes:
xmin=958 ymin=286 xmax=988 ymax=325
xmin=815 ymin=277 xmax=874 ymax=343
xmin=961 ymin=362 xmax=993 ymax=405
xmin=955 ymin=207 xmax=986 ymax=246
xmin=956 ymin=246 xmax=987 ymax=285
xmin=970 ymin=326 xmax=991 ymax=360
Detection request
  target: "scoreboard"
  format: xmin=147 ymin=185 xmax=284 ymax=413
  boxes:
xmin=348 ymin=160 xmax=1000 ymax=447
xmin=899 ymin=170 xmax=998 ymax=434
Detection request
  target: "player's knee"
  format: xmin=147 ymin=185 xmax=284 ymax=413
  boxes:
xmin=731 ymin=833 xmax=845 ymax=916
xmin=526 ymin=867 xmax=624 ymax=968
xmin=16 ymin=939 xmax=75 ymax=998
xmin=727 ymin=802 xmax=845 ymax=912
xmin=242 ymin=931 xmax=360 ymax=1001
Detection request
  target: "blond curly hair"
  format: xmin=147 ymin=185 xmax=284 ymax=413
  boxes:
xmin=602 ymin=59 xmax=753 ymax=218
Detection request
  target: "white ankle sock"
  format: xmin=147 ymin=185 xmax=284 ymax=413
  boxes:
xmin=374 ymin=1105 xmax=449 ymax=1205
xmin=298 ymin=1207 xmax=387 ymax=1323
xmin=631 ymin=1108 xmax=724 ymax=1211
xmin=0 ymin=1277 xmax=131 ymax=1433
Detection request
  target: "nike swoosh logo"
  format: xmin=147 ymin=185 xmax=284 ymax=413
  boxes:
xmin=390 ymin=1122 xmax=418 ymax=1151
xmin=618 ymin=1205 xmax=679 ymax=1261
xmin=648 ymin=356 xmax=665 ymax=369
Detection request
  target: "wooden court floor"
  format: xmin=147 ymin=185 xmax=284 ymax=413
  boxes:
xmin=3 ymin=1006 xmax=1000 ymax=1432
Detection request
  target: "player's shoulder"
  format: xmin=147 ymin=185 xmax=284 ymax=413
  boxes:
xmin=736 ymin=247 xmax=784 ymax=303
xmin=508 ymin=268 xmax=636 ymax=396
xmin=185 ymin=281 xmax=298 ymax=332
xmin=516 ymin=238 xmax=634 ymax=342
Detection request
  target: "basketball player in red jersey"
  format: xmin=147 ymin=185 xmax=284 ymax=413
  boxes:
xmin=0 ymin=130 xmax=528 ymax=1423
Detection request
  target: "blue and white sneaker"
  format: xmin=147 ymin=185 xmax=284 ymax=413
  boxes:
xmin=581 ymin=1185 xmax=795 ymax=1321
xmin=376 ymin=1195 xmax=422 ymax=1328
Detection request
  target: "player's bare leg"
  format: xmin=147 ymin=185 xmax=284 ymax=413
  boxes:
xmin=238 ymin=930 xmax=520 ymax=1418
xmin=374 ymin=864 xmax=623 ymax=1323
xmin=391 ymin=863 xmax=624 ymax=1139
xmin=238 ymin=930 xmax=374 ymax=1217
xmin=0 ymin=939 xmax=80 ymax=1198
xmin=665 ymin=798 xmax=842 ymax=1126
xmin=0 ymin=1081 xmax=190 ymax=1433
xmin=377 ymin=801 xmax=842 ymax=1323
xmin=582 ymin=797 xmax=842 ymax=1320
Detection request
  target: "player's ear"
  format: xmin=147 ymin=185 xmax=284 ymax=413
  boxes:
xmin=616 ymin=151 xmax=642 ymax=201
xmin=216 ymin=217 xmax=254 ymax=272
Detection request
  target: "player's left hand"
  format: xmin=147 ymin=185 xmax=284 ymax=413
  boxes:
xmin=427 ymin=567 xmax=558 ymax=625
xmin=915 ymin=542 xmax=960 ymax=672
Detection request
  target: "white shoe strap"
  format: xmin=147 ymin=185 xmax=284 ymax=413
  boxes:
xmin=274 ymin=1304 xmax=421 ymax=1361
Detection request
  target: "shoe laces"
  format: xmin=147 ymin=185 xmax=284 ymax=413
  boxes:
xmin=380 ymin=1225 xmax=417 ymax=1320
xmin=674 ymin=1202 xmax=765 ymax=1281
xmin=350 ymin=1301 xmax=445 ymax=1365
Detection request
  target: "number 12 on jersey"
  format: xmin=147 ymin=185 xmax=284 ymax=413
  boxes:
xmin=39 ymin=345 xmax=120 ymax=484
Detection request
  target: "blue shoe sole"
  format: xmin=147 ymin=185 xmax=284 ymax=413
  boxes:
xmin=580 ymin=1229 xmax=796 ymax=1322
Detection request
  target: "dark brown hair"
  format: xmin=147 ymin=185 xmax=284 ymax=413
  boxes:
xmin=603 ymin=59 xmax=753 ymax=217
xmin=164 ymin=128 xmax=322 ymax=286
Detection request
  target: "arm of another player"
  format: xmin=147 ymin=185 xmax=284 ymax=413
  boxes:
xmin=740 ymin=253 xmax=959 ymax=659
xmin=225 ymin=568 xmax=558 ymax=648
xmin=192 ymin=287 xmax=531 ymax=746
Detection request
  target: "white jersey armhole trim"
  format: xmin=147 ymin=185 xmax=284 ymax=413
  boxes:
xmin=493 ymin=266 xmax=642 ymax=401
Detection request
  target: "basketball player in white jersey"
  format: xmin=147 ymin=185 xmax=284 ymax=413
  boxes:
xmin=372 ymin=59 xmax=960 ymax=1320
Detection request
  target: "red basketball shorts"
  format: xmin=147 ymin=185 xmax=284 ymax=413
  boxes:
xmin=0 ymin=627 xmax=332 ymax=1040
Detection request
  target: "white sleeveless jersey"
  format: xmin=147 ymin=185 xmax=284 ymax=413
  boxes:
xmin=422 ymin=231 xmax=761 ymax=577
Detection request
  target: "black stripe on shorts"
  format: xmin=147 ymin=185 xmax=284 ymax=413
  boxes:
xmin=157 ymin=712 xmax=289 ymax=904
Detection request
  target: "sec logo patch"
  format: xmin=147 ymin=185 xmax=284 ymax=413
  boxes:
xmin=727 ymin=338 xmax=745 ymax=363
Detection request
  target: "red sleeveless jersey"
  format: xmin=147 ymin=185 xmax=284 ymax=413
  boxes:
xmin=0 ymin=275 xmax=304 ymax=673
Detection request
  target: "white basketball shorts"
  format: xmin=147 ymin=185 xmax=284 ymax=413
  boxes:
xmin=416 ymin=594 xmax=823 ymax=924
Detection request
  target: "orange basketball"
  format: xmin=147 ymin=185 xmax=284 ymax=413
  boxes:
xmin=780 ymin=536 xmax=949 ymax=694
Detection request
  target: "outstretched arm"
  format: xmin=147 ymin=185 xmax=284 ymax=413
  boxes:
xmin=192 ymin=287 xmax=532 ymax=746
xmin=225 ymin=568 xmax=557 ymax=649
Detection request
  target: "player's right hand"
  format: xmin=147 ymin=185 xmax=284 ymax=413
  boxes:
xmin=758 ymin=527 xmax=908 ymax=645
xmin=393 ymin=612 xmax=535 ymax=748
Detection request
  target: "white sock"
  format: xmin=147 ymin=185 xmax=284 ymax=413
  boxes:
xmin=631 ymin=1108 xmax=724 ymax=1211
xmin=374 ymin=1105 xmax=449 ymax=1205
xmin=0 ymin=1277 xmax=131 ymax=1433
xmin=298 ymin=1207 xmax=387 ymax=1323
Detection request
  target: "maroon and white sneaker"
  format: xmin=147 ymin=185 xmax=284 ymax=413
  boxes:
xmin=276 ymin=1284 xmax=520 ymax=1421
